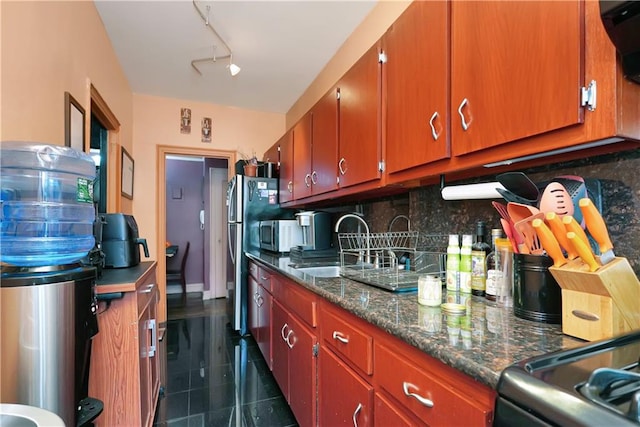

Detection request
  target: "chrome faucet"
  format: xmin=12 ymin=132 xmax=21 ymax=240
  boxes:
xmin=335 ymin=213 xmax=371 ymax=264
xmin=388 ymin=214 xmax=411 ymax=232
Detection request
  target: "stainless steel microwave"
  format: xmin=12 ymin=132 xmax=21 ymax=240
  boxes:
xmin=259 ymin=220 xmax=303 ymax=253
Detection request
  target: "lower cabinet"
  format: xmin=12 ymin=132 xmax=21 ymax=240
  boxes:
xmin=271 ymin=298 xmax=318 ymax=427
xmin=248 ymin=277 xmax=272 ymax=368
xmin=374 ymin=392 xmax=418 ymax=427
xmin=319 ymin=346 xmax=373 ymax=426
xmin=90 ymin=263 xmax=160 ymax=427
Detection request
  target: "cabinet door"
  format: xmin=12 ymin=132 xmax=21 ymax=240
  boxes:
xmin=338 ymin=44 xmax=382 ymax=188
xmin=311 ymin=88 xmax=339 ymax=195
xmin=248 ymin=276 xmax=259 ymax=339
xmin=451 ymin=1 xmax=583 ymax=156
xmin=263 ymin=142 xmax=279 ymax=165
xmin=278 ymin=130 xmax=294 ymax=203
xmin=319 ymin=347 xmax=373 ymax=427
xmin=148 ymin=287 xmax=160 ymax=418
xmin=257 ymin=286 xmax=272 ymax=369
xmin=271 ymin=300 xmax=290 ymax=400
xmin=293 ymin=113 xmax=313 ymax=200
xmin=374 ymin=392 xmax=420 ymax=427
xmin=138 ymin=308 xmax=151 ymax=427
xmin=385 ymin=0 xmax=449 ymax=174
xmin=287 ymin=314 xmax=318 ymax=427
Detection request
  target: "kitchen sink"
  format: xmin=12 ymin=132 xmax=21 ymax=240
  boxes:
xmin=294 ymin=265 xmax=342 ymax=278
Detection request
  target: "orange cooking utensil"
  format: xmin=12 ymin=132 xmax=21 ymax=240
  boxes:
xmin=545 ymin=212 xmax=578 ymax=260
xmin=532 ymin=218 xmax=567 ymax=267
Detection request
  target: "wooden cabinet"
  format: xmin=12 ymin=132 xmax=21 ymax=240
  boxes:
xmin=270 ymin=277 xmax=318 ymax=427
xmin=278 ymin=130 xmax=294 ymax=204
xmin=90 ymin=262 xmax=160 ymax=427
xmin=374 ymin=392 xmax=419 ymax=427
xmin=292 ymin=112 xmax=313 ymax=200
xmin=263 ymin=142 xmax=280 ymax=165
xmin=338 ymin=43 xmax=383 ymax=188
xmin=450 ymin=1 xmax=583 ymax=157
xmin=310 ymin=88 xmax=339 ymax=196
xmin=248 ymin=262 xmax=272 ymax=367
xmin=319 ymin=346 xmax=373 ymax=427
xmin=385 ymin=0 xmax=449 ymax=176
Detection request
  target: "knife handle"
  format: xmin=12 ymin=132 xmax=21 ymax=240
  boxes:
xmin=562 ymin=215 xmax=590 ymax=248
xmin=579 ymin=198 xmax=613 ymax=254
xmin=545 ymin=212 xmax=578 ymax=260
xmin=567 ymin=231 xmax=599 ymax=272
xmin=532 ymin=218 xmax=567 ymax=267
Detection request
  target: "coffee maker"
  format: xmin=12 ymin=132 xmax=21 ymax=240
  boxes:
xmin=295 ymin=211 xmax=333 ymax=250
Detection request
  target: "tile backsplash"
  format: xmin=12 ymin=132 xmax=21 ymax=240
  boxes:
xmin=364 ymin=148 xmax=640 ymax=275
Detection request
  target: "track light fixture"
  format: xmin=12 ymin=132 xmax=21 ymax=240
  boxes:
xmin=190 ymin=1 xmax=241 ymax=77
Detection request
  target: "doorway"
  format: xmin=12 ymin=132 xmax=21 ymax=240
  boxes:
xmin=157 ymin=146 xmax=236 ymax=323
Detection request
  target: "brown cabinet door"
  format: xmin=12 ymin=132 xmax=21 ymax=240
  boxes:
xmin=287 ymin=314 xmax=318 ymax=427
xmin=311 ymin=88 xmax=339 ymax=195
xmin=138 ymin=304 xmax=151 ymax=427
xmin=374 ymin=392 xmax=421 ymax=427
xmin=257 ymin=286 xmax=272 ymax=369
xmin=278 ymin=130 xmax=294 ymax=203
xmin=263 ymin=142 xmax=279 ymax=165
xmin=319 ymin=347 xmax=373 ymax=427
xmin=451 ymin=1 xmax=583 ymax=156
xmin=271 ymin=300 xmax=290 ymax=400
xmin=293 ymin=113 xmax=313 ymax=200
xmin=385 ymin=0 xmax=449 ymax=174
xmin=248 ymin=276 xmax=259 ymax=339
xmin=338 ymin=44 xmax=382 ymax=188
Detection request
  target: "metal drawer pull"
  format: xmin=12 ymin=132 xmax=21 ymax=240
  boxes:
xmin=287 ymin=181 xmax=293 ymax=193
xmin=338 ymin=158 xmax=347 ymax=175
xmin=256 ymin=295 xmax=264 ymax=307
xmin=281 ymin=323 xmax=289 ymax=340
xmin=286 ymin=330 xmax=295 ymax=349
xmin=403 ymin=382 xmax=433 ymax=408
xmin=260 ymin=276 xmax=269 ymax=281
xmin=311 ymin=171 xmax=318 ymax=184
xmin=352 ymin=403 xmax=363 ymax=427
xmin=141 ymin=283 xmax=155 ymax=293
xmin=305 ymin=173 xmax=312 ymax=187
xmin=332 ymin=331 xmax=349 ymax=344
xmin=572 ymin=310 xmax=600 ymax=321
xmin=457 ymin=98 xmax=471 ymax=131
xmin=148 ymin=319 xmax=157 ymax=357
xmin=429 ymin=111 xmax=441 ymax=141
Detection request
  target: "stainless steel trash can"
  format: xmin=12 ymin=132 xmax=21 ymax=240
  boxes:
xmin=0 ymin=266 xmax=96 ymax=426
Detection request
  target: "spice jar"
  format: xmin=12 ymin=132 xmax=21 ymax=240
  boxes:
xmin=418 ymin=274 xmax=442 ymax=306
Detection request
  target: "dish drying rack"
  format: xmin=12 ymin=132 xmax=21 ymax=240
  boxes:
xmin=338 ymin=232 xmax=448 ymax=292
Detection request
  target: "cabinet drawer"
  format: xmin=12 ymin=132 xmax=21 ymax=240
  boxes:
xmin=375 ymin=392 xmax=422 ymax=427
xmin=137 ymin=271 xmax=157 ymax=314
xmin=282 ymin=282 xmax=317 ymax=328
xmin=321 ymin=307 xmax=373 ymax=375
xmin=375 ymin=343 xmax=493 ymax=426
xmin=249 ymin=262 xmax=272 ymax=293
xmin=248 ymin=261 xmax=259 ymax=280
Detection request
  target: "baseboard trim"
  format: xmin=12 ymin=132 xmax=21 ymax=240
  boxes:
xmin=166 ymin=282 xmax=204 ymax=295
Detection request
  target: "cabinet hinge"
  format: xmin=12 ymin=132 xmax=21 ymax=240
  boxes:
xmin=378 ymin=51 xmax=387 ymax=64
xmin=581 ymin=80 xmax=597 ymax=111
xmin=312 ymin=343 xmax=319 ymax=357
xmin=378 ymin=161 xmax=385 ymax=172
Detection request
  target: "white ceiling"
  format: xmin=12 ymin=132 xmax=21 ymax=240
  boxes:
xmin=94 ymin=0 xmax=376 ymax=114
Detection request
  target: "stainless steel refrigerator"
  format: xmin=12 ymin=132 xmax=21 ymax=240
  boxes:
xmin=226 ymin=174 xmax=282 ymax=335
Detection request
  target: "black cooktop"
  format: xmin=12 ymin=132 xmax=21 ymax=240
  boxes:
xmin=496 ymin=330 xmax=640 ymax=426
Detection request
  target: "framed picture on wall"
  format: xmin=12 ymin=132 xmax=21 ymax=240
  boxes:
xmin=65 ymin=92 xmax=85 ymax=152
xmin=121 ymin=147 xmax=134 ymax=199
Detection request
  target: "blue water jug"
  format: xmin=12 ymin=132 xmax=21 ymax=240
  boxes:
xmin=1 ymin=142 xmax=96 ymax=266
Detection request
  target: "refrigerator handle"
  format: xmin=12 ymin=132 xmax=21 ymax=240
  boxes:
xmin=228 ymin=223 xmax=235 ymax=265
xmin=227 ymin=178 xmax=236 ymax=222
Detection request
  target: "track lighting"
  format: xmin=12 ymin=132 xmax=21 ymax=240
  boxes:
xmin=191 ymin=1 xmax=241 ymax=77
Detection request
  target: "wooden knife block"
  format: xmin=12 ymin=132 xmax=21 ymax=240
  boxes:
xmin=549 ymin=257 xmax=640 ymax=341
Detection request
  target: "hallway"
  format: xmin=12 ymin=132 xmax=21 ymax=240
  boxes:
xmin=153 ymin=295 xmax=297 ymax=427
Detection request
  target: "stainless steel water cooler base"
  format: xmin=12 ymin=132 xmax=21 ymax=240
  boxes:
xmin=0 ymin=265 xmax=97 ymax=426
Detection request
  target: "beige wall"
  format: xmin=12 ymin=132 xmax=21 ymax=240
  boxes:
xmin=286 ymin=1 xmax=411 ymax=129
xmin=1 ymin=1 xmax=133 ymax=151
xmin=132 ymin=94 xmax=284 ymax=258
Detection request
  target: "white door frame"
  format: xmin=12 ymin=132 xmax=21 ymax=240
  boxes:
xmin=209 ymin=167 xmax=228 ymax=298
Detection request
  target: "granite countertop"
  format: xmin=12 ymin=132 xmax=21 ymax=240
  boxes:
xmin=247 ymin=251 xmax=585 ymax=390
xmin=95 ymin=261 xmax=156 ymax=294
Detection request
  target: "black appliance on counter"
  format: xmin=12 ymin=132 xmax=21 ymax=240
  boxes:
xmin=495 ymin=330 xmax=640 ymax=426
xmin=600 ymin=0 xmax=640 ymax=84
xmin=101 ymin=214 xmax=149 ymax=268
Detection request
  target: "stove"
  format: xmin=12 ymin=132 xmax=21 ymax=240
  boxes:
xmin=495 ymin=330 xmax=640 ymax=426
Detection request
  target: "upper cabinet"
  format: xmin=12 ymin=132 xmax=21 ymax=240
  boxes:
xmin=293 ymin=113 xmax=313 ymax=200
xmin=338 ymin=44 xmax=383 ymax=189
xmin=310 ymin=88 xmax=339 ymax=196
xmin=263 ymin=142 xmax=279 ymax=165
xmin=450 ymin=1 xmax=583 ymax=157
xmin=278 ymin=130 xmax=294 ymax=204
xmin=385 ymin=1 xmax=450 ymax=176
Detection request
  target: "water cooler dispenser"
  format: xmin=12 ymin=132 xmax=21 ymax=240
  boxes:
xmin=0 ymin=142 xmax=103 ymax=426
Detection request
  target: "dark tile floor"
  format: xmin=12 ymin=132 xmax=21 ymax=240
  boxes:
xmin=153 ymin=294 xmax=297 ymax=427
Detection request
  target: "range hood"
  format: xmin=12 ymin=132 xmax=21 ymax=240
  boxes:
xmin=600 ymin=0 xmax=640 ymax=84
